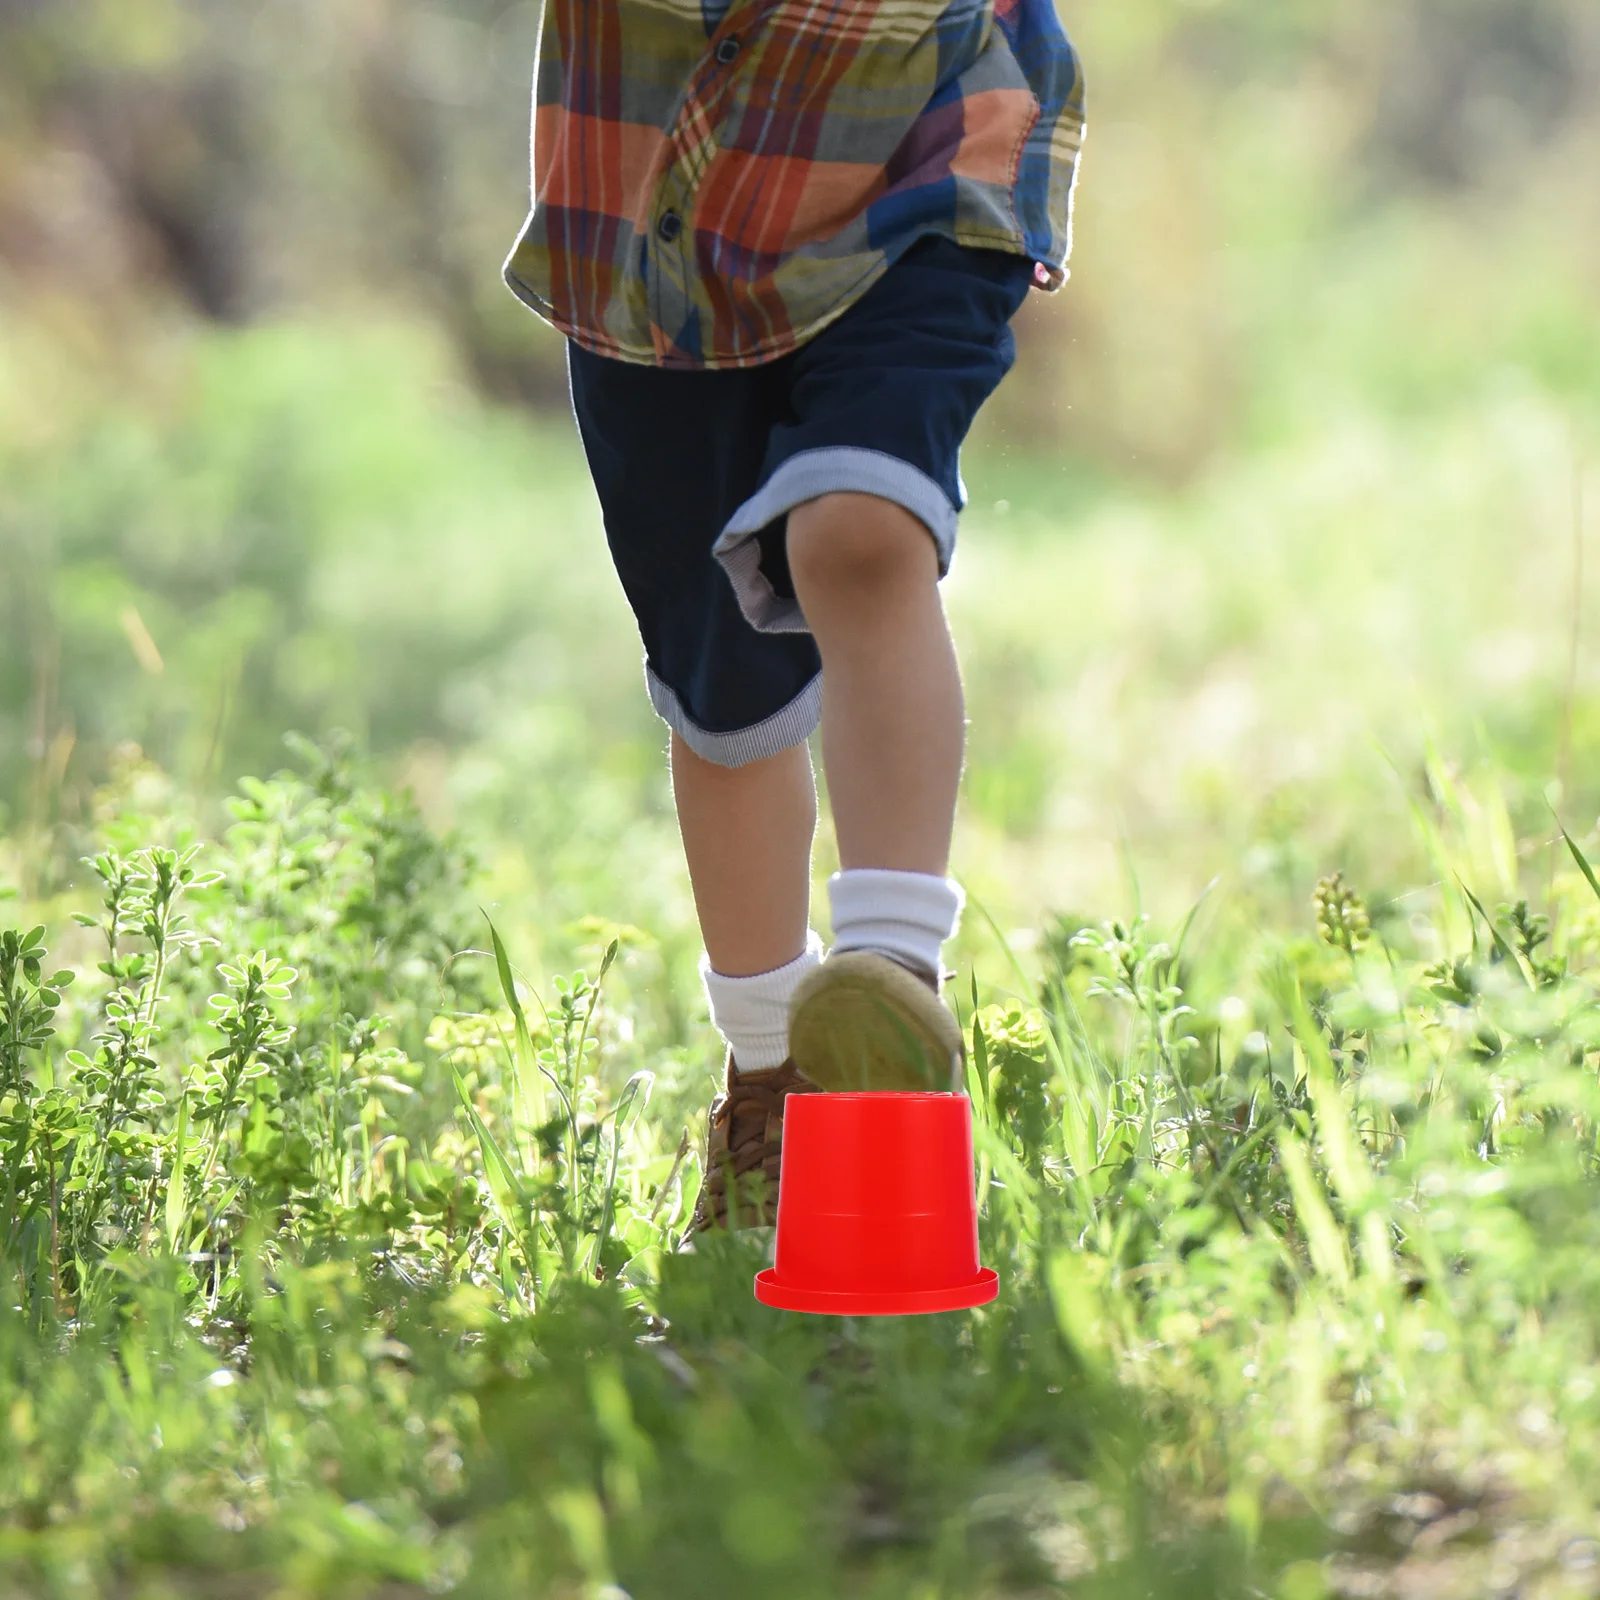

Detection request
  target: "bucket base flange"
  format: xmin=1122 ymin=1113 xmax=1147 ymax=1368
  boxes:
xmin=753 ymin=1267 xmax=997 ymax=1316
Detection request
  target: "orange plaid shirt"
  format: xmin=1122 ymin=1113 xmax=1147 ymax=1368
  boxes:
xmin=503 ymin=0 xmax=1087 ymax=369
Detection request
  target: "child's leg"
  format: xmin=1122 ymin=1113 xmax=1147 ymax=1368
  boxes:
xmin=773 ymin=488 xmax=969 ymax=1089
xmin=786 ymin=490 xmax=964 ymax=880
xmin=669 ymin=730 xmax=817 ymax=978
xmin=673 ymin=729 xmax=829 ymax=1073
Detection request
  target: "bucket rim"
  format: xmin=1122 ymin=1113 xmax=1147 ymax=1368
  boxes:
xmin=754 ymin=1266 xmax=998 ymax=1316
xmin=789 ymin=1089 xmax=969 ymax=1105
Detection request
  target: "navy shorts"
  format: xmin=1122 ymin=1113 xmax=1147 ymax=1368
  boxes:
xmin=565 ymin=232 xmax=1036 ymax=768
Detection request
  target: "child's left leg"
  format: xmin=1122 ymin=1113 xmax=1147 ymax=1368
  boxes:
xmin=781 ymin=488 xmax=971 ymax=1092
xmin=786 ymin=489 xmax=965 ymax=881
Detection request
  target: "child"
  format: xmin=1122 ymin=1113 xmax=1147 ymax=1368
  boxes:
xmin=502 ymin=0 xmax=1086 ymax=1232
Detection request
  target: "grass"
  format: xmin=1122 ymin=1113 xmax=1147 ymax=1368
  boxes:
xmin=4 ymin=0 xmax=1600 ymax=1585
xmin=5 ymin=727 xmax=1600 ymax=1599
xmin=1 ymin=308 xmax=1598 ymax=1596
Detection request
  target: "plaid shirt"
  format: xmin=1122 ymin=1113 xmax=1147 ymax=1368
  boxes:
xmin=502 ymin=0 xmax=1087 ymax=369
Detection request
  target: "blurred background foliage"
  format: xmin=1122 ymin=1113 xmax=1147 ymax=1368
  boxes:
xmin=1 ymin=0 xmax=1598 ymax=949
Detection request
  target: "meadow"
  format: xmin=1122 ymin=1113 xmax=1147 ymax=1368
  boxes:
xmin=4 ymin=0 xmax=1600 ymax=1594
xmin=2 ymin=310 xmax=1598 ymax=1597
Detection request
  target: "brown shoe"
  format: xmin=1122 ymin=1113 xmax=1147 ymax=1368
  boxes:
xmin=787 ymin=949 xmax=966 ymax=1094
xmin=686 ymin=1050 xmax=820 ymax=1234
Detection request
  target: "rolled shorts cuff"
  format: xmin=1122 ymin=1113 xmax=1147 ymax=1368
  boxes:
xmin=709 ymin=447 xmax=960 ymax=635
xmin=645 ymin=659 xmax=824 ymax=767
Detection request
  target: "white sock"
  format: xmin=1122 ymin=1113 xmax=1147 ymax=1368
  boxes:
xmin=698 ymin=930 xmax=825 ymax=1071
xmin=827 ymin=868 xmax=965 ymax=983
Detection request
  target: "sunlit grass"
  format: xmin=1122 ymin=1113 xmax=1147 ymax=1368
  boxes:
xmin=0 ymin=271 xmax=1597 ymax=1600
xmin=5 ymin=723 xmax=1600 ymax=1595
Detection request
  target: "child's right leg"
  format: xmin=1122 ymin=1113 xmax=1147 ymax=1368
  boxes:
xmin=671 ymin=730 xmax=827 ymax=1232
xmin=669 ymin=730 xmax=816 ymax=981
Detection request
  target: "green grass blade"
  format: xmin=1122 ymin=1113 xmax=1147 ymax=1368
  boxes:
xmin=1559 ymin=823 xmax=1600 ymax=905
xmin=1275 ymin=1128 xmax=1351 ymax=1289
xmin=966 ymin=1014 xmax=995 ymax=1206
xmin=1045 ymin=1245 xmax=1112 ymax=1381
xmin=484 ymin=913 xmax=546 ymax=1156
xmin=1376 ymin=736 xmax=1473 ymax=954
xmin=971 ymin=1118 xmax=1042 ymax=1240
xmin=963 ymin=884 xmax=1096 ymax=1188
xmin=1171 ymin=875 xmax=1221 ymax=968
xmin=453 ymin=1069 xmax=528 ymax=1259
xmin=1283 ymin=976 xmax=1394 ymax=1287
xmin=967 ymin=1013 xmax=991 ymax=1120
xmin=1456 ymin=877 xmax=1529 ymax=986
xmin=164 ymin=1082 xmax=190 ymax=1253
xmin=565 ymin=936 xmax=619 ymax=1098
xmin=593 ymin=1070 xmax=653 ymax=1274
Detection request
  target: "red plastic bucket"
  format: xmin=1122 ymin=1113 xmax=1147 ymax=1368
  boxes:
xmin=754 ymin=1092 xmax=998 ymax=1315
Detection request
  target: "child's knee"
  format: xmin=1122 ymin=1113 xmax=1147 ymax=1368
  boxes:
xmin=785 ymin=492 xmax=937 ymax=596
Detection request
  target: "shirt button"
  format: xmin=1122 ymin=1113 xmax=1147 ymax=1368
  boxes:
xmin=715 ymin=35 xmax=740 ymax=65
xmin=657 ymin=210 xmax=682 ymax=243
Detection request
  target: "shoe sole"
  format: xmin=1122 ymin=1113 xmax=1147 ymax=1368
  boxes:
xmin=787 ymin=951 xmax=965 ymax=1093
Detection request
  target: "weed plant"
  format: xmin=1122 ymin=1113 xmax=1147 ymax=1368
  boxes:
xmin=4 ymin=737 xmax=1600 ymax=1598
